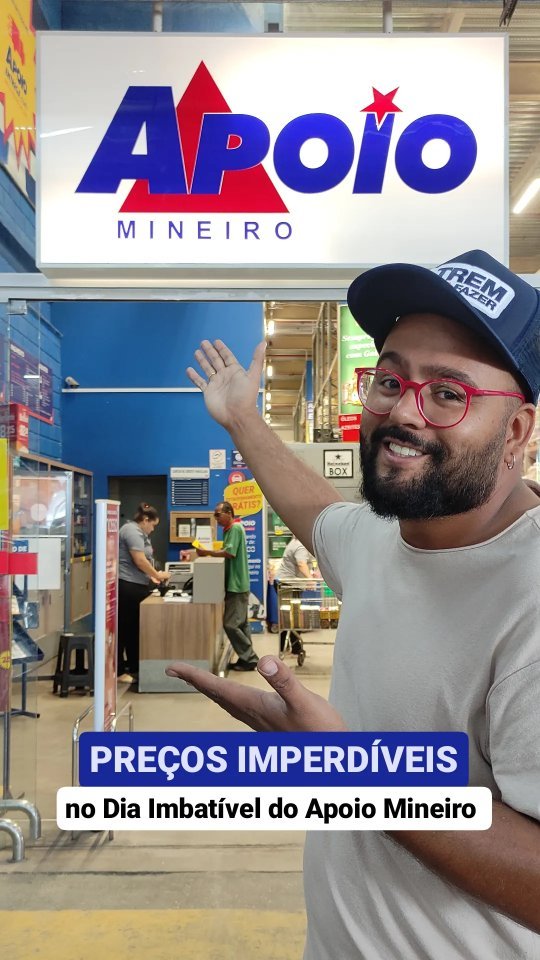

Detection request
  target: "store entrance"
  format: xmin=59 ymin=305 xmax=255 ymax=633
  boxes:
xmin=0 ymin=283 xmax=349 ymax=842
xmin=108 ymin=474 xmax=169 ymax=571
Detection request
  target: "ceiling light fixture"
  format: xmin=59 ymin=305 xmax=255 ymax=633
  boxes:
xmin=267 ymin=319 xmax=275 ymax=336
xmin=267 ymin=364 xmax=273 ymax=379
xmin=266 ymin=391 xmax=271 ymax=400
xmin=513 ymin=178 xmax=540 ymax=215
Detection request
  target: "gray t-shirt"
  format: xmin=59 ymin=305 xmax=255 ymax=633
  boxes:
xmin=119 ymin=520 xmax=154 ymax=585
xmin=305 ymin=500 xmax=540 ymax=960
xmin=277 ymin=538 xmax=312 ymax=580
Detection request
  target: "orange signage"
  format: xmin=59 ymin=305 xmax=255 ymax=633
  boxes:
xmin=223 ymin=479 xmax=263 ymax=518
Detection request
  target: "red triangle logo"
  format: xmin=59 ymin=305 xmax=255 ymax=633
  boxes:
xmin=121 ymin=62 xmax=288 ymax=214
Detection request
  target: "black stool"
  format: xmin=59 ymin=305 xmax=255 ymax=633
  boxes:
xmin=53 ymin=633 xmax=94 ymax=698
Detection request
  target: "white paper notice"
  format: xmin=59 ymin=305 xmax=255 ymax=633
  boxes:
xmin=196 ymin=526 xmax=212 ymax=544
xmin=209 ymin=449 xmax=226 ymax=470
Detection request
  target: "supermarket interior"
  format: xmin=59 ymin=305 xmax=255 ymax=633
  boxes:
xmin=2 ymin=2 xmax=540 ymax=959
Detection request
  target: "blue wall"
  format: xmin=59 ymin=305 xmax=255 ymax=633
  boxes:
xmin=52 ymin=299 xmax=263 ymax=503
xmin=34 ymin=0 xmax=62 ymax=30
xmin=0 ymin=0 xmax=275 ymax=466
xmin=0 ymin=168 xmax=35 ymax=272
xmin=61 ymin=1 xmax=262 ymax=31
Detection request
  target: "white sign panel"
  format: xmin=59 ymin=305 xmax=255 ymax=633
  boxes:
xmin=170 ymin=467 xmax=210 ymax=480
xmin=324 ymin=449 xmax=354 ymax=479
xmin=15 ymin=536 xmax=62 ymax=591
xmin=37 ymin=34 xmax=507 ymax=278
xmin=209 ymin=449 xmax=226 ymax=470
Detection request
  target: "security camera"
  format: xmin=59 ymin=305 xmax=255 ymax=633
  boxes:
xmin=64 ymin=376 xmax=80 ymax=389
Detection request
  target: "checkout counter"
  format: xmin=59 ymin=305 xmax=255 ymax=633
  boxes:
xmin=139 ymin=557 xmax=225 ymax=693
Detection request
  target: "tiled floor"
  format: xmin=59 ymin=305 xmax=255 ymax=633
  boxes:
xmin=1 ymin=628 xmax=335 ymax=960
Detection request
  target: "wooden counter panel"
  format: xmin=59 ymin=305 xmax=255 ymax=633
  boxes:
xmin=139 ymin=596 xmax=223 ymax=664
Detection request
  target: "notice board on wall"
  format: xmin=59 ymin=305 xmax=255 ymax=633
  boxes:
xmin=9 ymin=344 xmax=54 ymax=423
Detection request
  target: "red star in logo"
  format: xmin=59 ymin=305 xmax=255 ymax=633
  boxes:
xmin=361 ymin=87 xmax=402 ymax=127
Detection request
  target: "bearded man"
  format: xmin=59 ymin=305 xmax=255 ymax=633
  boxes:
xmin=168 ymin=250 xmax=540 ymax=959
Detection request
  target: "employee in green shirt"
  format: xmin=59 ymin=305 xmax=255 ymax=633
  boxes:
xmin=195 ymin=501 xmax=259 ymax=671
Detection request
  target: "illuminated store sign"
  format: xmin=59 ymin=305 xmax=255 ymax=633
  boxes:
xmin=37 ymin=34 xmax=507 ymax=277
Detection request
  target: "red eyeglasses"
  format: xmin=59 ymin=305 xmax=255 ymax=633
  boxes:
xmin=355 ymin=367 xmax=525 ymax=429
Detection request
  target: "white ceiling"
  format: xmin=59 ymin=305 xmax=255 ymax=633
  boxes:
xmin=265 ymin=0 xmax=540 ymax=432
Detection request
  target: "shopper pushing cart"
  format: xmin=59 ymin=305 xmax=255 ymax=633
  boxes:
xmin=275 ymin=536 xmax=314 ymax=662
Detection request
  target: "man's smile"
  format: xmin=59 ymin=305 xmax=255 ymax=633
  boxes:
xmin=385 ymin=440 xmax=424 ymax=458
xmin=377 ymin=436 xmax=428 ymax=466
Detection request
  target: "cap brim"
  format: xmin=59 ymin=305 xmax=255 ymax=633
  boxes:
xmin=347 ymin=263 xmax=523 ymax=386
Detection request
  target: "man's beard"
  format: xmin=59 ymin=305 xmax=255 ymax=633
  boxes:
xmin=360 ymin=423 xmax=508 ymax=520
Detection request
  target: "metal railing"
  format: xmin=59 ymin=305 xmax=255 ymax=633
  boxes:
xmin=217 ymin=639 xmax=234 ymax=678
xmin=110 ymin=701 xmax=135 ymax=734
xmin=0 ymin=798 xmax=41 ymax=842
xmin=71 ymin=702 xmax=135 ymax=788
xmin=1 ymin=703 xmax=42 ymax=861
xmin=70 ymin=701 xmax=135 ymax=844
xmin=71 ymin=703 xmax=94 ymax=789
xmin=0 ymin=818 xmax=24 ymax=862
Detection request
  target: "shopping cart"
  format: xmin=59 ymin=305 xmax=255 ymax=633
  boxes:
xmin=277 ymin=579 xmax=341 ymax=666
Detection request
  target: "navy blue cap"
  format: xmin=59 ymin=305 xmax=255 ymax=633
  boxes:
xmin=347 ymin=250 xmax=540 ymax=403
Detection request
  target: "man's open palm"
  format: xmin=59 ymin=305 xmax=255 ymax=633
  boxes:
xmin=187 ymin=339 xmax=266 ymax=430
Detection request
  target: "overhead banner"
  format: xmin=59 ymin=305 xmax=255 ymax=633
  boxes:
xmin=1 ymin=0 xmax=36 ymax=201
xmin=37 ymin=34 xmax=507 ymax=279
xmin=339 ymin=305 xmax=378 ymax=416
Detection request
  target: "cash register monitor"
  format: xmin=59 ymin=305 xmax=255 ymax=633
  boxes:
xmin=164 ymin=561 xmax=193 ymax=589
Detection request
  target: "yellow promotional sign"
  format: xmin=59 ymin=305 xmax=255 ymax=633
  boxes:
xmin=0 ymin=438 xmax=8 ymax=531
xmin=0 ymin=0 xmax=35 ymax=170
xmin=223 ymin=479 xmax=263 ymax=518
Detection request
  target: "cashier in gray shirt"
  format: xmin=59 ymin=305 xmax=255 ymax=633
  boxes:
xmin=117 ymin=502 xmax=169 ymax=683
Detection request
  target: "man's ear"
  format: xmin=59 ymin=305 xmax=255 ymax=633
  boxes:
xmin=507 ymin=403 xmax=536 ymax=456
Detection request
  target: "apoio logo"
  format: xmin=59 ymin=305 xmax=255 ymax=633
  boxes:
xmin=76 ymin=62 xmax=478 ymax=213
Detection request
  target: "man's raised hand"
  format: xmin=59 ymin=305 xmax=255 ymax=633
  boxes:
xmin=187 ymin=339 xmax=266 ymax=430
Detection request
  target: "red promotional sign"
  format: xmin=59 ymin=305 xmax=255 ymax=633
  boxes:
xmin=338 ymin=413 xmax=361 ymax=442
xmin=228 ymin=470 xmax=245 ymax=484
xmin=0 ymin=403 xmax=30 ymax=452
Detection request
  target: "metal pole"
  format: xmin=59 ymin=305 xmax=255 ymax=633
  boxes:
xmin=2 ymin=710 xmax=12 ymax=799
xmin=1 ymin=452 xmax=13 ymax=799
xmin=383 ymin=0 xmax=393 ymax=34
xmin=72 ymin=704 xmax=93 ymax=786
xmin=152 ymin=1 xmax=163 ymax=33
xmin=326 ymin=303 xmax=331 ymax=431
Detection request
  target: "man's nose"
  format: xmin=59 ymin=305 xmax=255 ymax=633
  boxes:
xmin=386 ymin=386 xmax=426 ymax=429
